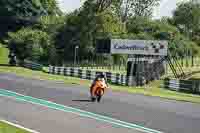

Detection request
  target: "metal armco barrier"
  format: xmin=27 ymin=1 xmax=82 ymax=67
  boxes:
xmin=23 ymin=60 xmax=43 ymax=71
xmin=48 ymin=66 xmax=139 ymax=86
xmin=163 ymin=78 xmax=200 ymax=94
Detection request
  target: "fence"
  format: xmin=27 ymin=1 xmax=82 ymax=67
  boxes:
xmin=48 ymin=66 xmax=143 ymax=86
xmin=162 ymin=78 xmax=200 ymax=94
xmin=23 ymin=60 xmax=43 ymax=71
xmin=62 ymin=57 xmax=200 ymax=76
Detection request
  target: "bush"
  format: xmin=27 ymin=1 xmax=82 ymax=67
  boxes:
xmin=7 ymin=27 xmax=51 ymax=65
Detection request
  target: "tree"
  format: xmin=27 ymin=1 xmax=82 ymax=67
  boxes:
xmin=126 ymin=16 xmax=178 ymax=38
xmin=173 ymin=2 xmax=200 ymax=39
xmin=0 ymin=0 xmax=47 ymax=17
xmin=34 ymin=15 xmax=66 ymax=33
xmin=40 ymin=0 xmax=62 ymax=15
xmin=53 ymin=0 xmax=120 ymax=65
xmin=0 ymin=0 xmax=63 ymax=40
xmin=0 ymin=0 xmax=48 ymax=41
xmin=112 ymin=0 xmax=160 ymax=23
xmin=82 ymin=0 xmax=113 ymax=13
xmin=7 ymin=28 xmax=51 ymax=65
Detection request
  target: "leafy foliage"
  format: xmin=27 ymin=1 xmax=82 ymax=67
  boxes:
xmin=0 ymin=0 xmax=47 ymax=17
xmin=112 ymin=0 xmax=160 ymax=22
xmin=8 ymin=28 xmax=51 ymax=64
xmin=1 ymin=0 xmax=200 ymax=67
xmin=40 ymin=0 xmax=62 ymax=15
xmin=173 ymin=2 xmax=200 ymax=45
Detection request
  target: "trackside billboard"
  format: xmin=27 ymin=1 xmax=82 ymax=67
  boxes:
xmin=111 ymin=39 xmax=168 ymax=56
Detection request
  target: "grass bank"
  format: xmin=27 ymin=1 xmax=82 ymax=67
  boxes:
xmin=0 ymin=121 xmax=30 ymax=133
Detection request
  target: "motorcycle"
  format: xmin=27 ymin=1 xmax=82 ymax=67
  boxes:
xmin=90 ymin=78 xmax=108 ymax=102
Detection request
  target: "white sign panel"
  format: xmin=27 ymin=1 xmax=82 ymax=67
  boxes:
xmin=111 ymin=39 xmax=168 ymax=56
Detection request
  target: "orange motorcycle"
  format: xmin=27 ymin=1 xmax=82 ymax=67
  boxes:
xmin=90 ymin=78 xmax=108 ymax=102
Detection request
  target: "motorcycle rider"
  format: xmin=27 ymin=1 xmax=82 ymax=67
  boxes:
xmin=90 ymin=73 xmax=108 ymax=99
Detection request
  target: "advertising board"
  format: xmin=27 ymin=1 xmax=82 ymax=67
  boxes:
xmin=111 ymin=39 xmax=168 ymax=56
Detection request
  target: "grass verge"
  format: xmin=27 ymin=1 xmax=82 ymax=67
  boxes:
xmin=189 ymin=72 xmax=200 ymax=79
xmin=0 ymin=66 xmax=91 ymax=86
xmin=0 ymin=121 xmax=30 ymax=133
xmin=1 ymin=66 xmax=200 ymax=104
xmin=0 ymin=44 xmax=9 ymax=65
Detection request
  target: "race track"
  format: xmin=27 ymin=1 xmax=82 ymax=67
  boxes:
xmin=0 ymin=96 xmax=144 ymax=133
xmin=0 ymin=73 xmax=200 ymax=133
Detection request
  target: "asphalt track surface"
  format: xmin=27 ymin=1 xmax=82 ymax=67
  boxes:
xmin=0 ymin=96 xmax=144 ymax=133
xmin=0 ymin=73 xmax=200 ymax=133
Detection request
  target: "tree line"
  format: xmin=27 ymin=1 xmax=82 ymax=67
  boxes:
xmin=0 ymin=0 xmax=199 ymax=66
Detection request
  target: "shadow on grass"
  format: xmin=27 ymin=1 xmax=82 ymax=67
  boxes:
xmin=0 ymin=64 xmax=11 ymax=67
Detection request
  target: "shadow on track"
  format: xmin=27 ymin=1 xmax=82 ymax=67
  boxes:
xmin=72 ymin=99 xmax=92 ymax=102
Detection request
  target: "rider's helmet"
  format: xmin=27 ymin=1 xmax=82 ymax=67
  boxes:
xmin=96 ymin=73 xmax=105 ymax=81
xmin=99 ymin=73 xmax=105 ymax=78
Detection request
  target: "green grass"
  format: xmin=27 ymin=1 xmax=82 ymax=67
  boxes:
xmin=0 ymin=66 xmax=91 ymax=86
xmin=0 ymin=44 xmax=9 ymax=65
xmin=189 ymin=73 xmax=200 ymax=79
xmin=112 ymin=85 xmax=200 ymax=103
xmin=164 ymin=67 xmax=200 ymax=79
xmin=0 ymin=121 xmax=30 ymax=133
xmin=1 ymin=66 xmax=200 ymax=104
